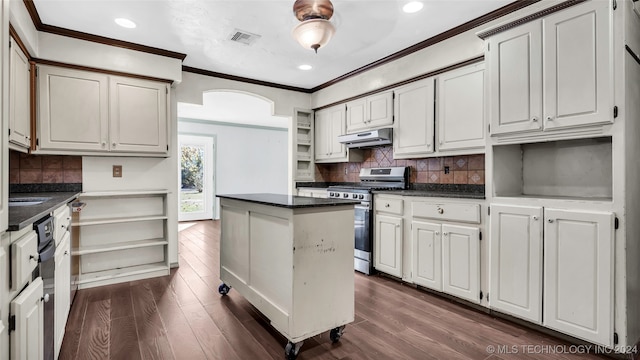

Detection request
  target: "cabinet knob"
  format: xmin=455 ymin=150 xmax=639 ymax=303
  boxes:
xmin=548 ymin=219 xmax=554 ymax=223
xmin=42 ymin=293 xmax=50 ymax=303
xmin=396 ymin=224 xmax=400 ymax=228
xmin=532 ymin=117 xmax=538 ymax=122
xmin=101 ymin=141 xmax=106 ymax=147
xmin=532 ymin=216 xmax=538 ymax=221
xmin=435 ymin=231 xmax=440 ymax=235
xmin=443 ymin=232 xmax=449 ymax=236
xmin=546 ymin=116 xmax=554 ymax=122
xmin=437 ymin=208 xmax=444 ymax=214
xmin=64 ymin=251 xmax=69 ymax=256
xmin=112 ymin=142 xmax=117 ymax=147
xmin=29 ymin=254 xmax=38 ymax=262
xmin=385 ymin=203 xmax=390 ymax=208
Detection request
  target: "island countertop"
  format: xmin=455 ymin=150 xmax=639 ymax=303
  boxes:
xmin=217 ymin=193 xmax=360 ymax=209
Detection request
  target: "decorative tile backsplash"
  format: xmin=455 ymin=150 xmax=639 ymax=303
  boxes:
xmin=9 ymin=150 xmax=82 ymax=184
xmin=315 ymin=146 xmax=484 ymax=185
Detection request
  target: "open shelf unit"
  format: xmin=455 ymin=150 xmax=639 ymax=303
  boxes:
xmin=72 ymin=190 xmax=170 ymax=289
xmin=294 ymin=109 xmax=315 ymax=181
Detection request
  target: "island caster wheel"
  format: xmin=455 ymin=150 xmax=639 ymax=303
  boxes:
xmin=329 ymin=325 xmax=346 ymax=343
xmin=218 ymin=283 xmax=231 ymax=295
xmin=284 ymin=340 xmax=303 ymax=360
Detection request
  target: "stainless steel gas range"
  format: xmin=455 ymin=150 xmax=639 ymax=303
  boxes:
xmin=328 ymin=167 xmax=409 ymax=274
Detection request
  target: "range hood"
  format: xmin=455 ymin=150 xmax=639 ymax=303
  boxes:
xmin=337 ymin=128 xmax=393 ymax=148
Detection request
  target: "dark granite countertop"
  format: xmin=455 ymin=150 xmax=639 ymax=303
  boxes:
xmin=296 ymin=182 xmax=485 ymax=199
xmin=217 ymin=193 xmax=360 ymax=209
xmin=8 ymin=192 xmax=81 ymax=231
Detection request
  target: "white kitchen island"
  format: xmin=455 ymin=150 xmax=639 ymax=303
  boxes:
xmin=216 ymin=193 xmax=359 ymax=360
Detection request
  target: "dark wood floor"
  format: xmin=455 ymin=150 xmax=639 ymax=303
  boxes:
xmin=59 ymin=220 xmax=615 ymax=360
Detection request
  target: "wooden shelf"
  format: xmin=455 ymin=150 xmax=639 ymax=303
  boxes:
xmin=72 ymin=215 xmax=167 ymax=227
xmin=80 ymin=189 xmax=169 ymax=198
xmin=72 ymin=238 xmax=168 ymax=256
xmin=77 ymin=263 xmax=169 ymax=286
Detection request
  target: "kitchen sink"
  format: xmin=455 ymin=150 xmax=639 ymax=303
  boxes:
xmin=8 ymin=197 xmax=51 ymax=206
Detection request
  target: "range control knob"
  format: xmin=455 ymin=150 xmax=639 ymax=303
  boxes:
xmin=352 ymin=194 xmax=357 ymax=199
xmin=359 ymin=194 xmax=364 ymax=199
xmin=343 ymin=194 xmax=348 ymax=198
xmin=329 ymin=192 xmax=334 ymax=197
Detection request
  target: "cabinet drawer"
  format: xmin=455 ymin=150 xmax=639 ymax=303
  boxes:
xmin=375 ymin=197 xmax=403 ymax=215
xmin=412 ymin=202 xmax=480 ymax=224
xmin=54 ymin=204 xmax=71 ymax=245
xmin=12 ymin=230 xmax=38 ymax=290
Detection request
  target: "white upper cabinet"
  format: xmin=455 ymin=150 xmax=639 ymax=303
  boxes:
xmin=489 ymin=204 xmax=543 ymax=324
xmin=543 ymin=208 xmax=614 ymax=347
xmin=488 ymin=21 xmax=542 ymax=135
xmin=542 ymin=0 xmax=611 ymax=130
xmin=315 ymin=105 xmax=362 ymax=163
xmin=9 ymin=36 xmax=31 ymax=150
xmin=37 ymin=65 xmax=169 ymax=155
xmin=109 ymin=76 xmax=168 ymax=153
xmin=346 ymin=91 xmax=393 ymax=133
xmin=487 ymin=0 xmax=611 ymax=136
xmin=38 ymin=66 xmax=110 ymax=151
xmin=437 ymin=63 xmax=485 ymax=151
xmin=393 ymin=78 xmax=435 ymax=159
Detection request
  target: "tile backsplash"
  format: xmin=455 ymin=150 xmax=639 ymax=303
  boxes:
xmin=9 ymin=150 xmax=82 ymax=184
xmin=315 ymin=146 xmax=484 ymax=185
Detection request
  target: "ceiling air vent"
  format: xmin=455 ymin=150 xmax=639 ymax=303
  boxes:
xmin=228 ymin=29 xmax=261 ymax=46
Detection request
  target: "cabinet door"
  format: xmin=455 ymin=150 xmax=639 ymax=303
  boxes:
xmin=393 ymin=78 xmax=435 ymax=158
xmin=37 ymin=65 xmax=109 ymax=151
xmin=489 ymin=204 xmax=543 ymax=323
xmin=314 ymin=109 xmax=330 ymax=161
xmin=543 ymin=209 xmax=613 ymax=346
xmin=366 ymin=91 xmax=394 ymax=129
xmin=374 ymin=215 xmax=403 ymax=277
xmin=12 ymin=230 xmax=38 ymax=290
xmin=411 ymin=221 xmax=442 ymax=291
xmin=543 ymin=0 xmax=611 ymax=130
xmin=326 ymin=106 xmax=347 ymax=160
xmin=346 ymin=98 xmax=367 ymax=133
xmin=442 ymin=224 xmax=479 ymax=303
xmin=54 ymin=232 xmax=71 ymax=359
xmin=109 ymin=76 xmax=168 ymax=154
xmin=9 ymin=37 xmax=31 ymax=148
xmin=11 ymin=277 xmax=44 ymax=360
xmin=437 ymin=63 xmax=485 ymax=151
xmin=488 ymin=21 xmax=542 ymax=135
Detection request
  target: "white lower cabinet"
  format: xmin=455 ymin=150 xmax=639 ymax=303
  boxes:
xmin=11 ymin=277 xmax=44 ymax=360
xmin=54 ymin=232 xmax=71 ymax=359
xmin=374 ymin=215 xmax=403 ymax=278
xmin=489 ymin=204 xmax=543 ymax=323
xmin=411 ymin=221 xmax=442 ymax=291
xmin=441 ymin=224 xmax=480 ymax=303
xmin=490 ymin=204 xmax=614 ymax=346
xmin=543 ymin=208 xmax=614 ymax=347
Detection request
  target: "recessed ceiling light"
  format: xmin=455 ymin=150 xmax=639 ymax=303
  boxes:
xmin=115 ymin=18 xmax=136 ymax=29
xmin=298 ymin=64 xmax=313 ymax=71
xmin=403 ymin=1 xmax=424 ymax=13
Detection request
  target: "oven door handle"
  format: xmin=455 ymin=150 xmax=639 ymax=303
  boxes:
xmin=354 ymin=204 xmax=370 ymax=210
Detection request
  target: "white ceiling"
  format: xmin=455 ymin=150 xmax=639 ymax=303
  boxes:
xmin=32 ymin=0 xmax=513 ymax=89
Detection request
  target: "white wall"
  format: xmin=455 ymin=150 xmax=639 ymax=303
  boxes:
xmin=179 ymin=119 xmax=288 ymax=218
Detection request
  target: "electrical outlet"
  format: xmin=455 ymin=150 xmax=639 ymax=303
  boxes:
xmin=113 ymin=165 xmax=122 ymax=177
xmin=444 ymin=166 xmax=450 ymax=174
xmin=344 ymin=167 xmax=348 ymax=175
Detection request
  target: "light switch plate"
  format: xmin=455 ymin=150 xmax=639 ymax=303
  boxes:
xmin=113 ymin=165 xmax=122 ymax=177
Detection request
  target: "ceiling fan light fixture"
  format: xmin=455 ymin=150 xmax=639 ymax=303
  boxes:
xmin=292 ymin=18 xmax=335 ymax=53
xmin=292 ymin=0 xmax=335 ymax=53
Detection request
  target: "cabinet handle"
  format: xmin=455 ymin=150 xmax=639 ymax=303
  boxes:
xmin=532 ymin=117 xmax=538 ymax=122
xmin=548 ymin=219 xmax=554 ymax=223
xmin=437 ymin=208 xmax=444 ymax=214
xmin=532 ymin=216 xmax=538 ymax=221
xmin=546 ymin=116 xmax=554 ymax=122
